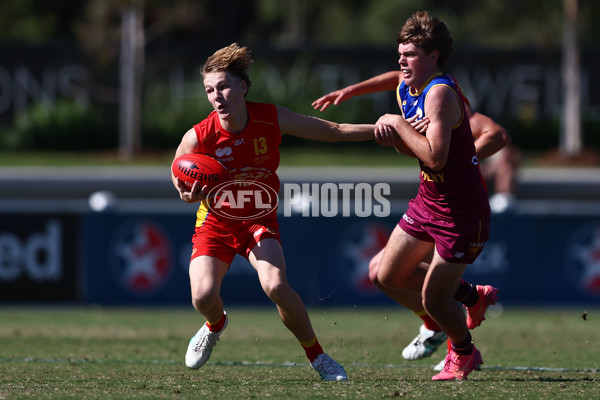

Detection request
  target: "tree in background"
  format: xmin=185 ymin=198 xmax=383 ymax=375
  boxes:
xmin=1 ymin=0 xmax=599 ymax=159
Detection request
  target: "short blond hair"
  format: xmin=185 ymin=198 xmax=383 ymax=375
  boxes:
xmin=201 ymin=43 xmax=253 ymax=91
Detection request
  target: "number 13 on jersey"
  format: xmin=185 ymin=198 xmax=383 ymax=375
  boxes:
xmin=253 ymin=137 xmax=267 ymax=155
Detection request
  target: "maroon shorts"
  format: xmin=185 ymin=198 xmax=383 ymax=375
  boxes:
xmin=398 ymin=201 xmax=489 ymax=264
xmin=191 ymin=216 xmax=281 ymax=264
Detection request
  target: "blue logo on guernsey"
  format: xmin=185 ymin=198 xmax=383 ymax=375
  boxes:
xmin=215 ymin=147 xmax=234 ymax=162
xmin=215 ymin=147 xmax=232 ymax=157
xmin=565 ymin=222 xmax=600 ymax=298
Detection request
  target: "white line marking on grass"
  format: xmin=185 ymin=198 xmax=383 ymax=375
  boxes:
xmin=2 ymin=357 xmax=598 ymax=373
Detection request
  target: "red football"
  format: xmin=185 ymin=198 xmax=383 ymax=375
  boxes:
xmin=172 ymin=153 xmax=229 ymax=190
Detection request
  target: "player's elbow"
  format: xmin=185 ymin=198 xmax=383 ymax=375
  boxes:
xmin=426 ymin=154 xmax=448 ymax=172
xmin=498 ymin=128 xmax=512 ymax=147
xmin=326 ymin=123 xmax=352 ymax=142
xmin=430 ymin=164 xmax=445 ymax=172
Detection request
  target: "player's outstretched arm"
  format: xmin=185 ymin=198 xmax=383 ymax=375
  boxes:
xmin=277 ymin=106 xmax=375 ymax=142
xmin=312 ymin=71 xmax=401 ymax=112
xmin=468 ymin=108 xmax=512 ymax=160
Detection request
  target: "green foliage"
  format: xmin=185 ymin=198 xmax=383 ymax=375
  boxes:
xmin=139 ymin=59 xmax=384 ymax=151
xmin=249 ymin=0 xmax=600 ymax=49
xmin=0 ymin=0 xmax=86 ymax=43
xmin=7 ymin=99 xmax=117 ymax=151
xmin=507 ymin=119 xmax=562 ymax=151
xmin=507 ymin=118 xmax=600 ymax=152
xmin=141 ymin=79 xmax=212 ymax=150
xmin=247 ymin=57 xmax=387 ymax=127
xmin=3 ymin=0 xmax=600 ymax=49
xmin=1 ymin=0 xmax=598 ymax=154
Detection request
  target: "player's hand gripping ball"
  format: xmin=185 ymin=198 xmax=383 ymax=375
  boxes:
xmin=172 ymin=153 xmax=229 ymax=191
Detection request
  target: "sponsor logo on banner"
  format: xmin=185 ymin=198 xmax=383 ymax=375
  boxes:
xmin=565 ymin=222 xmax=600 ymax=297
xmin=109 ymin=220 xmax=173 ymax=295
xmin=0 ymin=215 xmax=78 ymax=302
xmin=0 ymin=219 xmax=62 ymax=282
xmin=336 ymin=222 xmax=391 ymax=295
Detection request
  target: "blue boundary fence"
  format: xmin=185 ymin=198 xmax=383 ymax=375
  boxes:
xmin=3 ymin=209 xmax=600 ymax=307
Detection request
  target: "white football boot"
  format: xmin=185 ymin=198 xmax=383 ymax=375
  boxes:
xmin=402 ymin=324 xmax=448 ymax=361
xmin=185 ymin=313 xmax=228 ymax=369
xmin=310 ymin=353 xmax=348 ymax=381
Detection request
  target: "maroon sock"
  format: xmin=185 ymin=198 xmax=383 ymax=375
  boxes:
xmin=454 ymin=279 xmax=479 ymax=307
xmin=451 ymin=333 xmax=474 ymax=356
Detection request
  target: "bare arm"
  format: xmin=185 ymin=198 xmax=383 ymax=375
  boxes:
xmin=312 ymin=68 xmax=511 ymax=161
xmin=277 ymin=105 xmax=375 ymax=142
xmin=312 ymin=71 xmax=401 ymax=112
xmin=466 ymin=106 xmax=512 ymax=159
xmin=171 ymin=128 xmax=206 ymax=203
xmin=374 ymin=115 xmax=426 ymax=158
xmin=375 ymin=86 xmax=460 ymax=171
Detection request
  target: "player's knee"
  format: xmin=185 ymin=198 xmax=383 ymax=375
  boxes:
xmin=368 ymin=258 xmax=380 ymax=284
xmin=421 ymin=298 xmax=441 ymax=319
xmin=376 ymin=271 xmax=398 ymax=289
xmin=370 ymin=274 xmax=382 ymax=288
xmin=421 ymin=291 xmax=446 ymax=318
xmin=377 ymin=266 xmax=413 ymax=290
xmin=261 ymin=279 xmax=288 ymax=302
xmin=190 ymin=287 xmax=219 ymax=313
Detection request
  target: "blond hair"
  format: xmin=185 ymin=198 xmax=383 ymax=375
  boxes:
xmin=201 ymin=43 xmax=253 ymax=91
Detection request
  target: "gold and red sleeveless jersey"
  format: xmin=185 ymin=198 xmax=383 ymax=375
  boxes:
xmin=192 ymin=102 xmax=282 ymax=226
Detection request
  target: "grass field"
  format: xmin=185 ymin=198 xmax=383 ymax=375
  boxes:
xmin=0 ymin=307 xmax=598 ymax=399
xmin=0 ymin=147 xmax=587 ymax=168
xmin=0 ymin=146 xmax=552 ymax=168
xmin=0 ymin=145 xmax=414 ymax=167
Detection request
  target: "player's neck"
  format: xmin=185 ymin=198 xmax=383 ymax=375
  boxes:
xmin=219 ymin=108 xmax=249 ymax=134
xmin=410 ymin=71 xmax=443 ymax=95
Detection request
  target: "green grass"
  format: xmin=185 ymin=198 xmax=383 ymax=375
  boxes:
xmin=0 ymin=147 xmax=567 ymax=168
xmin=0 ymin=307 xmax=598 ymax=399
xmin=0 ymin=146 xmax=429 ymax=168
xmin=0 ymin=151 xmax=175 ymax=167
